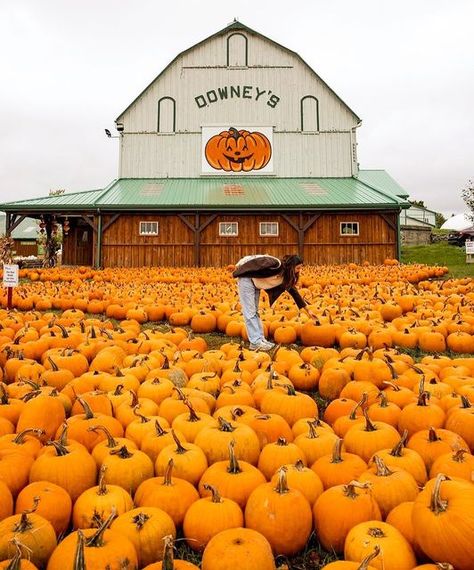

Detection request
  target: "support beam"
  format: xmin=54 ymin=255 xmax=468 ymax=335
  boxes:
xmin=7 ymin=214 xmax=25 ymax=234
xmin=178 ymin=213 xmax=218 ymax=266
xmin=80 ymin=215 xmax=97 ymax=232
xmin=282 ymin=213 xmax=321 ymax=255
xmin=102 ymin=213 xmax=121 ymax=233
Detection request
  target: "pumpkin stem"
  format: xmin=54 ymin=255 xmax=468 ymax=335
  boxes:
xmin=161 ymin=535 xmax=176 ymax=570
xmin=97 ymin=465 xmax=108 ymax=495
xmin=15 ymin=496 xmax=40 ymax=533
xmin=452 ymin=448 xmax=468 ymax=462
xmin=5 ymin=538 xmax=30 ymax=570
xmin=343 ymin=480 xmax=371 ymax=499
xmin=460 ymin=395 xmax=472 ymax=409
xmin=358 ymin=545 xmax=381 ymax=570
xmin=77 ymin=396 xmax=95 ymax=420
xmin=47 ymin=356 xmax=60 ymax=372
xmin=294 ymin=459 xmax=305 ymax=471
xmin=171 ymin=429 xmax=188 ymax=454
xmin=163 ymin=458 xmax=174 ymax=486
xmin=430 ymin=474 xmax=449 ymax=514
xmin=0 ymin=383 xmax=9 ymax=404
xmin=228 ymin=127 xmax=241 ymax=141
xmin=349 ymin=392 xmax=368 ymax=420
xmin=362 ymin=406 xmax=377 ymax=432
xmin=184 ymin=399 xmax=200 ymax=422
xmin=153 ymin=419 xmax=167 ymax=437
xmin=376 ymin=391 xmax=389 ymax=408
xmin=203 ymin=484 xmax=222 ymax=503
xmin=367 ymin=527 xmax=386 ymax=538
xmin=73 ymin=530 xmax=86 ymax=570
xmin=217 ymin=416 xmax=236 ymax=433
xmin=428 ymin=427 xmax=441 ymax=442
xmin=331 ymin=437 xmax=344 ymax=463
xmin=227 ymin=440 xmax=241 ymax=474
xmin=88 ymin=424 xmax=118 ymax=448
xmin=390 ymin=430 xmax=408 ymax=457
xmin=275 ymin=467 xmax=290 ymax=494
xmin=132 ymin=512 xmax=150 ymax=530
xmin=373 ymin=455 xmax=393 ymax=477
xmin=109 ymin=445 xmax=133 ymax=459
xmin=383 ymin=381 xmax=401 ymax=392
xmin=85 ymin=508 xmax=117 ymax=548
xmin=276 ymin=437 xmax=288 ymax=446
xmin=307 ymin=420 xmax=319 ymax=439
xmin=12 ymin=428 xmax=45 ymax=444
xmin=133 ymin=405 xmax=150 ymax=423
xmin=47 ymin=439 xmax=70 ymax=456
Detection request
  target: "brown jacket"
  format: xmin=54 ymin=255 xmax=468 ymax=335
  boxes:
xmin=233 ymin=255 xmax=307 ymax=309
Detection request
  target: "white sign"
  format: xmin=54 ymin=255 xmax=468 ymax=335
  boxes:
xmin=466 ymin=241 xmax=474 ymax=254
xmin=3 ymin=264 xmax=19 ymax=287
xmin=201 ymin=125 xmax=274 ymax=175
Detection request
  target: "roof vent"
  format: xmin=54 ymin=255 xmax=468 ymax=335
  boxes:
xmin=301 ymin=182 xmax=327 ymax=195
xmin=223 ymin=184 xmax=245 ymax=196
xmin=141 ymin=183 xmax=164 ymax=196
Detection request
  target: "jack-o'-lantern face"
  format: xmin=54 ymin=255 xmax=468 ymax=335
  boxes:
xmin=205 ymin=127 xmax=272 ymax=172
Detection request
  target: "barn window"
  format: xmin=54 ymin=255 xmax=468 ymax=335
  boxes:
xmin=227 ymin=33 xmax=248 ymax=67
xmin=340 ymin=222 xmax=359 ymax=236
xmin=301 ymin=96 xmax=320 ymax=132
xmin=259 ymin=222 xmax=279 ymax=236
xmin=219 ymin=222 xmax=238 ymax=236
xmin=139 ymin=221 xmax=159 ymax=236
xmin=157 ymin=97 xmax=176 ymax=133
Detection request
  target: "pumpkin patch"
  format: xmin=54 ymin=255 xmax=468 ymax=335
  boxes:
xmin=0 ymin=261 xmax=472 ymax=568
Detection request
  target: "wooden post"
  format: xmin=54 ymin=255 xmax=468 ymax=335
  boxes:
xmin=6 ymin=287 xmax=12 ymax=309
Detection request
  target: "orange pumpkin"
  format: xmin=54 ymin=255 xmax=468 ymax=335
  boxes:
xmin=205 ymin=128 xmax=272 ymax=172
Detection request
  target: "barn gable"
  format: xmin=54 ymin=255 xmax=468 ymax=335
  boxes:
xmin=115 ymin=20 xmax=361 ymax=179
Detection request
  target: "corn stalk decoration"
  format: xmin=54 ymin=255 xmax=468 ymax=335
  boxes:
xmin=0 ymin=235 xmax=14 ymax=265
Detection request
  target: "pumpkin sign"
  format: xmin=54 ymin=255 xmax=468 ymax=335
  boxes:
xmin=204 ymin=127 xmax=272 ymax=172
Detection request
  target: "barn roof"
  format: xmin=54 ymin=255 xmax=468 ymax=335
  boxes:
xmin=115 ymin=20 xmax=361 ymax=125
xmin=0 ymin=172 xmax=409 ymax=213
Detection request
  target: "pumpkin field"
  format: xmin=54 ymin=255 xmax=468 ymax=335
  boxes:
xmin=0 ymin=261 xmax=473 ymax=569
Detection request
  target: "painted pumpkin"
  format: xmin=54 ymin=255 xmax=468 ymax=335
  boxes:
xmin=205 ymin=127 xmax=272 ymax=172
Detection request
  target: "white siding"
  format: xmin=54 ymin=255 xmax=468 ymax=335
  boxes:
xmin=117 ymin=28 xmax=359 ymax=178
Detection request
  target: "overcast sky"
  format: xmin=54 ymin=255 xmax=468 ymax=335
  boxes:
xmin=1 ymin=0 xmax=473 ymax=216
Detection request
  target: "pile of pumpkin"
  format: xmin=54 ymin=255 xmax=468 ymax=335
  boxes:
xmin=2 ymin=263 xmax=474 ymax=355
xmin=0 ymin=307 xmax=473 ymax=569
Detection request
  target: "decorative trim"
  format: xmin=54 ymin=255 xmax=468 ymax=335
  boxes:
xmin=227 ymin=33 xmax=248 ymax=67
xmin=157 ymin=97 xmax=176 ymax=133
xmin=300 ymin=95 xmax=320 ymax=132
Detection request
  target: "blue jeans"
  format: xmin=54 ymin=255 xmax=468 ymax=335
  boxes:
xmin=237 ymin=277 xmax=265 ymax=344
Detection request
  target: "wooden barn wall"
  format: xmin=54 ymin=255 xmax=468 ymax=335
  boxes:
xmin=101 ymin=214 xmax=194 ymax=267
xmin=12 ymin=240 xmax=37 ymax=257
xmin=97 ymin=211 xmax=397 ymax=268
xmin=304 ymin=212 xmax=397 ymax=264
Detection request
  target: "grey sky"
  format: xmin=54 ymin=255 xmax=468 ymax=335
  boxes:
xmin=1 ymin=0 xmax=473 ymax=216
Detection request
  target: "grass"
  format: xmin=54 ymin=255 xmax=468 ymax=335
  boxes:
xmin=401 ymin=241 xmax=474 ymax=278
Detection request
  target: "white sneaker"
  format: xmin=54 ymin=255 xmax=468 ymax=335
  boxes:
xmin=249 ymin=340 xmax=275 ymax=351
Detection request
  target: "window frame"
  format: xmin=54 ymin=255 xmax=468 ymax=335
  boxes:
xmin=219 ymin=222 xmax=239 ymax=237
xmin=139 ymin=221 xmax=159 ymax=236
xmin=259 ymin=221 xmax=279 ymax=237
xmin=340 ymin=221 xmax=360 ymax=236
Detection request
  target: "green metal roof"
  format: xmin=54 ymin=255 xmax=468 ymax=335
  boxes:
xmin=356 ymin=170 xmax=410 ymax=198
xmin=0 ymin=174 xmax=409 ymax=213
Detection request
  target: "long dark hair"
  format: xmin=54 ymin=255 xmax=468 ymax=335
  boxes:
xmin=281 ymin=254 xmax=303 ymax=289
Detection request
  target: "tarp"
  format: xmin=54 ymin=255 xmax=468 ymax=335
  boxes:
xmin=441 ymin=213 xmax=474 ymax=231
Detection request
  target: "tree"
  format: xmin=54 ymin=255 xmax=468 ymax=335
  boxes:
xmin=435 ymin=212 xmax=447 ymax=228
xmin=461 ymin=179 xmax=474 ymax=221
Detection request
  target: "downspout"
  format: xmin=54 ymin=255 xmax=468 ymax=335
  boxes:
xmin=96 ymin=209 xmax=102 ymax=268
xmin=396 ymin=209 xmax=401 ymax=260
